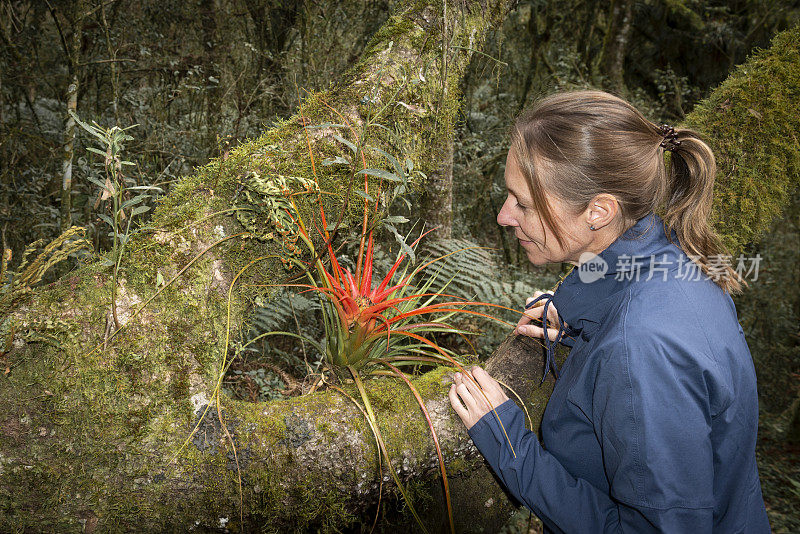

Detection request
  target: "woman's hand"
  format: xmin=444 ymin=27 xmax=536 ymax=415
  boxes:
xmin=515 ymin=291 xmax=566 ymax=341
xmin=448 ymin=366 xmax=510 ymax=430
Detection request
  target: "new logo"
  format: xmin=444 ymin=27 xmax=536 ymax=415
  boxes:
xmin=577 ymin=252 xmax=608 ymax=283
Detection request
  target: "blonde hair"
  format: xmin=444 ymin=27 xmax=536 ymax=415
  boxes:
xmin=511 ymin=90 xmax=742 ymax=293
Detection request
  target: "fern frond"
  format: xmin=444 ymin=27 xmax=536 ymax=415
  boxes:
xmin=1 ymin=226 xmax=92 ymax=310
xmin=419 ymin=238 xmax=539 ymax=311
xmin=249 ymin=290 xmax=320 ymax=333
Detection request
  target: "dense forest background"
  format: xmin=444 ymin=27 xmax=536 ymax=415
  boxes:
xmin=2 ymin=0 xmax=800 ymax=531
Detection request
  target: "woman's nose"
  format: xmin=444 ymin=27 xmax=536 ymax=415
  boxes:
xmin=497 ymin=197 xmax=516 ymax=227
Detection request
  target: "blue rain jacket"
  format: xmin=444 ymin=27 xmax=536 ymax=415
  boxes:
xmin=468 ymin=213 xmax=770 ymax=533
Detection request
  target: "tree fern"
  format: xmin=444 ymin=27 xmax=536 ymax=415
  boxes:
xmin=249 ymin=290 xmax=320 ymax=334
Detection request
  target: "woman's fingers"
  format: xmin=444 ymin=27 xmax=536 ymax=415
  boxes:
xmin=454 ymin=377 xmax=479 ymax=412
xmin=517 ymin=323 xmax=562 ymax=342
xmin=449 ymin=384 xmax=482 ymax=431
xmin=516 ymin=291 xmax=565 ymax=340
xmin=472 ymin=367 xmax=509 ymax=404
xmin=517 ymin=291 xmax=546 ymax=328
xmin=449 ymin=368 xmax=510 ymax=430
xmin=447 ymin=366 xmax=508 ymax=430
xmin=470 ymin=367 xmax=498 ymax=394
xmin=518 ymin=302 xmax=543 ymax=328
xmin=448 ymin=385 xmax=470 ymax=423
xmin=461 ymin=373 xmax=489 ymax=409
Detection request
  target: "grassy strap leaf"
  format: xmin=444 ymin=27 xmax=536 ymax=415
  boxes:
xmin=68 ymin=110 xmax=106 ymax=141
xmin=386 ymin=224 xmax=415 ymax=264
xmin=331 ymin=133 xmax=358 ymax=155
xmin=121 ymin=194 xmax=150 ymax=209
xmin=131 ymin=205 xmax=150 ymax=216
xmin=85 ymin=175 xmax=110 ymax=190
xmin=325 ymin=220 xmax=349 ymax=231
xmin=303 ymin=122 xmax=346 ymax=130
xmin=97 ymin=214 xmax=114 ymax=227
xmin=321 ymin=156 xmax=351 ymax=166
xmin=366 ymin=146 xmax=406 ymax=182
xmin=354 ymin=190 xmax=375 ymax=202
xmin=128 ymin=185 xmax=164 ymax=193
xmin=86 ymin=147 xmax=107 ymax=157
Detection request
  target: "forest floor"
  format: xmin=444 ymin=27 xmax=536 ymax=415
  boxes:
xmin=500 ymin=409 xmax=800 ymax=534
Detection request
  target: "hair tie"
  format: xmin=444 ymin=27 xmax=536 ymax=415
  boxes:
xmin=658 ymin=124 xmax=682 ymax=152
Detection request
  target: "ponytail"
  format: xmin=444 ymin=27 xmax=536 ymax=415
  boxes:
xmin=663 ymin=131 xmax=743 ymax=293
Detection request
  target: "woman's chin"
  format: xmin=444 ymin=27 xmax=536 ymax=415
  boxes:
xmin=522 ymin=247 xmax=550 ymax=265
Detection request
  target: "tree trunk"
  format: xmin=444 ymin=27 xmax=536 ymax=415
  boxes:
xmin=419 ymin=4 xmax=463 ymax=239
xmin=516 ymin=0 xmax=553 ymax=113
xmin=201 ymin=0 xmax=221 ymax=157
xmin=578 ymin=1 xmax=601 ymax=74
xmin=2 ymin=7 xmax=799 ymax=533
xmin=60 ymin=0 xmax=84 ymax=232
xmin=597 ymin=0 xmax=634 ymax=95
xmin=421 ymin=137 xmax=454 ymax=238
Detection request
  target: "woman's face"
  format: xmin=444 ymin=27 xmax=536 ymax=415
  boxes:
xmin=497 ymin=149 xmax=591 ymax=266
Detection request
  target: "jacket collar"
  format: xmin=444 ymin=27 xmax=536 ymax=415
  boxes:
xmin=552 ymin=212 xmax=677 ymax=337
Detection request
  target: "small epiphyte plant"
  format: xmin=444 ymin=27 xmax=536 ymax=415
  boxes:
xmin=70 ymin=112 xmax=162 ymax=328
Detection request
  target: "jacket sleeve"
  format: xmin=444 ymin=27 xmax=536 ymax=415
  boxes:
xmin=468 ymin=400 xmax=623 ymax=533
xmin=468 ymin=325 xmax=717 ymax=533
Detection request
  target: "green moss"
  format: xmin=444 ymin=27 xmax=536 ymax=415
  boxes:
xmin=686 ymin=24 xmax=800 ymax=254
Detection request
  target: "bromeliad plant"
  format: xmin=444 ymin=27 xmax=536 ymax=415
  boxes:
xmin=278 ymin=199 xmax=516 ymax=534
xmin=295 ymin=223 xmax=495 ymax=370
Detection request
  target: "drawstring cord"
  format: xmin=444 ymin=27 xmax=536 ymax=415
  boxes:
xmin=525 ymin=293 xmax=566 ymax=382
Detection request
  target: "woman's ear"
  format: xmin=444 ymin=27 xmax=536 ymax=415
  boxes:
xmin=586 ymin=194 xmax=620 ymax=230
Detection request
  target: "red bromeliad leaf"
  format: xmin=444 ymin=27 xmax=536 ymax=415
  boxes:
xmin=360 ymin=233 xmax=374 ymax=295
xmin=325 ymin=240 xmax=346 ymax=286
xmin=382 ymin=303 xmax=514 ymax=329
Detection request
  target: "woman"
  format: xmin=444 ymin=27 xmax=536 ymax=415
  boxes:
xmin=448 ymin=91 xmax=770 ymax=533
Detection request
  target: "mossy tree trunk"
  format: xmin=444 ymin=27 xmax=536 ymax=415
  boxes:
xmin=420 ymin=137 xmax=455 ymax=238
xmin=1 ymin=4 xmax=799 ymax=532
xmin=1 ymin=1 xmax=519 ymax=532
